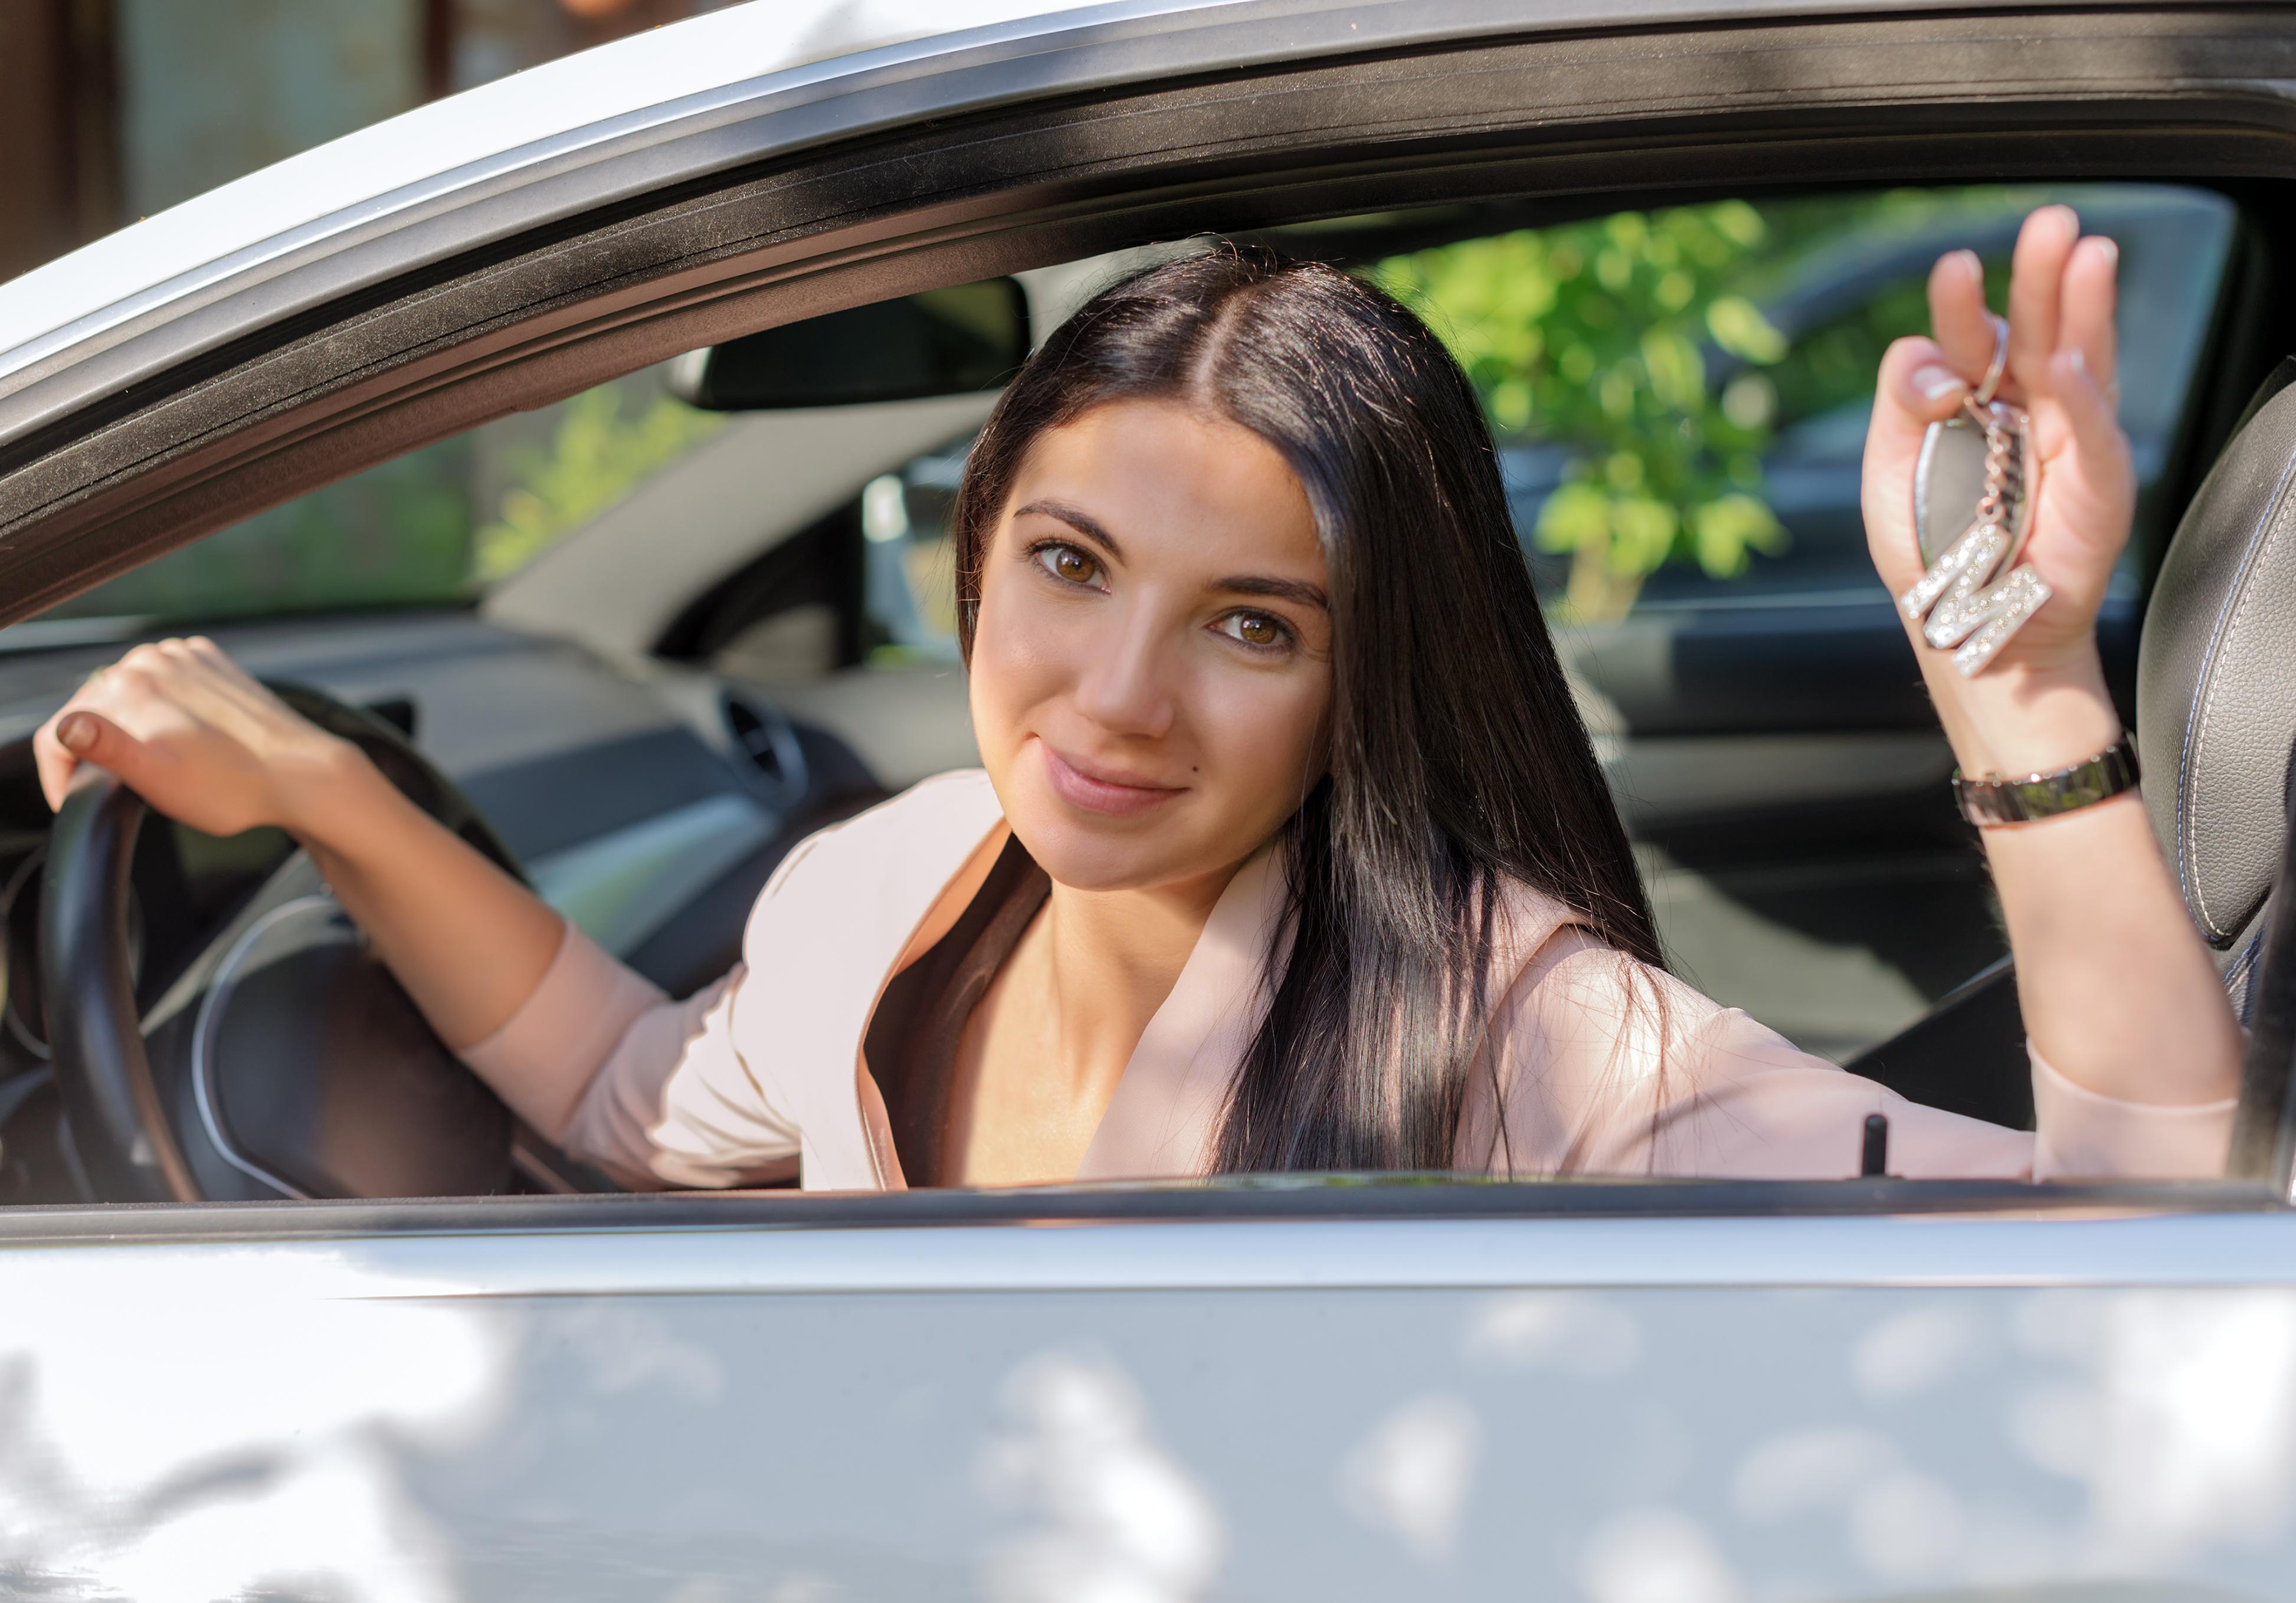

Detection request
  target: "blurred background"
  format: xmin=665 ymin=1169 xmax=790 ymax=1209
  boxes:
xmin=0 ymin=0 xmax=740 ymax=286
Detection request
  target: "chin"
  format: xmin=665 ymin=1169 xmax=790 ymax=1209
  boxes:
xmin=1004 ymin=802 xmax=1189 ymax=893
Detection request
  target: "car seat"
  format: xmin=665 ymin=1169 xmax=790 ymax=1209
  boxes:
xmin=2134 ymin=356 xmax=2296 ymax=1016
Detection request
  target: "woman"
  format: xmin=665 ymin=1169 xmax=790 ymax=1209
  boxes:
xmin=33 ymin=206 xmax=2242 ymax=1190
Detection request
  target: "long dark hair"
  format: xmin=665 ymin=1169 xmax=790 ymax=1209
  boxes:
xmin=951 ymin=245 xmax=1662 ymax=1173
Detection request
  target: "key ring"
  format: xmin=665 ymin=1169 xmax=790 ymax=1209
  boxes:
xmin=1973 ymin=313 xmax=2009 ymax=406
xmin=1899 ymin=312 xmax=2050 ymax=676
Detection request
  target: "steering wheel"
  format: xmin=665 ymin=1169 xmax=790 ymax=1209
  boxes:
xmin=39 ymin=683 xmax=524 ymax=1203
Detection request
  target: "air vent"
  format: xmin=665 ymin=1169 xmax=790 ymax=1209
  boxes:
xmin=722 ymin=693 xmax=808 ymax=809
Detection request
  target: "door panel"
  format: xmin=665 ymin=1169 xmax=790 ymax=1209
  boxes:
xmin=4 ymin=1213 xmax=2292 ymax=1600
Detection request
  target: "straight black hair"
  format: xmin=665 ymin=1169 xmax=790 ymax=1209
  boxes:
xmin=951 ymin=244 xmax=1662 ymax=1173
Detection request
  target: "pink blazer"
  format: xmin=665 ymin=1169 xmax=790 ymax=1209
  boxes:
xmin=464 ymin=769 xmax=2235 ymax=1190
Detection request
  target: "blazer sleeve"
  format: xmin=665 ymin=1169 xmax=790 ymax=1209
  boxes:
xmin=1462 ymin=927 xmax=2235 ymax=1182
xmin=457 ymin=831 xmax=842 ymax=1191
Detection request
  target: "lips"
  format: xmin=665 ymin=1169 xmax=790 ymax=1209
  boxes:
xmin=1039 ymin=742 xmax=1187 ymax=817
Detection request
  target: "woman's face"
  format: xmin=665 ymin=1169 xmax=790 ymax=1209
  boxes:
xmin=970 ymin=398 xmax=1334 ymax=896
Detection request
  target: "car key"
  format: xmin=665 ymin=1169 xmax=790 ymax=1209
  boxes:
xmin=1900 ymin=392 xmax=2050 ymax=676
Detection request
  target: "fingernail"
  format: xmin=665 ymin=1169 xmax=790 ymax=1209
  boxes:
xmin=59 ymin=715 xmax=93 ymax=753
xmin=1914 ymin=364 xmax=1966 ymax=401
xmin=1954 ymin=249 xmax=1983 ymax=282
xmin=2095 ymin=237 xmax=2119 ymax=268
xmin=2069 ymin=348 xmax=2090 ymax=381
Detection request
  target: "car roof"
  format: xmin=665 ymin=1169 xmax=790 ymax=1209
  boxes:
xmin=0 ymin=0 xmax=1223 ymax=390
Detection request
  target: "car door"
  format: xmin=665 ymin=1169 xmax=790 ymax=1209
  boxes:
xmin=6 ymin=1185 xmax=2295 ymax=1600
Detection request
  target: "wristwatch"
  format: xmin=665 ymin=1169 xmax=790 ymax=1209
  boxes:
xmin=1952 ymin=732 xmax=2141 ymax=827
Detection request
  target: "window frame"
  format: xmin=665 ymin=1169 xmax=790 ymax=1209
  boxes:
xmin=0 ymin=1175 xmax=2282 ymax=1251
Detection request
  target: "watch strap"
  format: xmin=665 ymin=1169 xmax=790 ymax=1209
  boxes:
xmin=1953 ymin=733 xmax=2141 ymax=827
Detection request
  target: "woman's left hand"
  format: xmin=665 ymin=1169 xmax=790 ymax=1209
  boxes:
xmin=1862 ymin=204 xmax=2133 ymax=776
xmin=1860 ymin=206 xmax=2242 ymax=1114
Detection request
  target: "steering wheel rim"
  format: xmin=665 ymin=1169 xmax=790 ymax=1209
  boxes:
xmin=38 ymin=682 xmax=523 ymax=1203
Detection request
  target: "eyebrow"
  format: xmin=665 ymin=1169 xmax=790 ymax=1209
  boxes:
xmin=1217 ymin=574 xmax=1329 ymax=612
xmin=1014 ymin=498 xmax=1329 ymax=613
xmin=1014 ymin=499 xmax=1124 ymax=560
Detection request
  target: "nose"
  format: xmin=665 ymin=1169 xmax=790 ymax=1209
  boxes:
xmin=1072 ymin=605 xmax=1176 ymax=740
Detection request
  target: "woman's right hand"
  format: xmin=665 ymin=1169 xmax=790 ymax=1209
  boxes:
xmin=33 ymin=635 xmax=573 ymax=1067
xmin=32 ymin=637 xmax=369 ymax=839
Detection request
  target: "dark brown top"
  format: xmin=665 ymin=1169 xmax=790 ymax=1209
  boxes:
xmin=860 ymin=834 xmax=1049 ymax=1185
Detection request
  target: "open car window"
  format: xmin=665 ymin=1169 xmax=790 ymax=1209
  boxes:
xmin=0 ymin=180 xmax=2256 ymax=1209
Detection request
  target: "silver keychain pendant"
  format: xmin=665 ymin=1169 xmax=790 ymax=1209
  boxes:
xmin=1900 ymin=393 xmax=2050 ymax=676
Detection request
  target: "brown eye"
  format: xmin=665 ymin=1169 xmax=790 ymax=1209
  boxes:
xmin=1042 ymin=546 xmax=1099 ymax=585
xmin=1219 ymin=611 xmax=1289 ymax=650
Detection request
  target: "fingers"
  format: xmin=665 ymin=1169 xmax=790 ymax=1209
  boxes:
xmin=1867 ymin=336 xmax=1973 ymax=595
xmin=32 ymin=707 xmax=76 ymax=812
xmin=181 ymin=633 xmax=252 ymax=686
xmin=109 ymin=637 xmax=261 ymax=720
xmin=1878 ymin=334 xmax=1972 ymax=425
xmin=1927 ymin=250 xmax=1996 ymax=383
xmin=2048 ymin=346 xmax=2133 ymax=491
xmin=146 ymin=635 xmax=221 ymax=684
xmin=33 ymin=709 xmax=140 ymax=812
xmin=2006 ymin=205 xmax=2080 ymax=392
xmin=30 ymin=636 xmax=244 ymax=812
xmin=2059 ymin=234 xmax=2120 ymax=397
xmin=1928 ymin=206 xmax=2118 ymax=407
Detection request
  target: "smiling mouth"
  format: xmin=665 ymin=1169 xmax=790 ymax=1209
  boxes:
xmin=1040 ymin=743 xmax=1187 ymax=817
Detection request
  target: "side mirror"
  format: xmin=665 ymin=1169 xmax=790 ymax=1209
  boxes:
xmin=669 ymin=278 xmax=1031 ymax=410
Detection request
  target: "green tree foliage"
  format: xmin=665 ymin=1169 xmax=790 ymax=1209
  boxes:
xmin=1371 ymin=202 xmax=1793 ymax=619
xmin=474 ymin=386 xmax=725 ymax=581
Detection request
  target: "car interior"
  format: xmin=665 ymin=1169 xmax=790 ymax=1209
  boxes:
xmin=0 ymin=173 xmax=2291 ymax=1208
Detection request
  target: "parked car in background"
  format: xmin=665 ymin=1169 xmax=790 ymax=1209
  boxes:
xmin=4 ymin=1 xmax=2296 ymax=1597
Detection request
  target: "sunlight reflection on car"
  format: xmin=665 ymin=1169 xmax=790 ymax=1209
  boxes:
xmin=2013 ymin=1289 xmax=2296 ymax=1564
xmin=1463 ymin=1289 xmax=1645 ymax=1377
xmin=977 ymin=1348 xmax=1224 ymax=1603
xmin=1337 ymin=1394 xmax=1482 ymax=1562
xmin=1579 ymin=1505 xmax=1743 ymax=1603
xmin=0 ymin=1245 xmax=515 ymax=1601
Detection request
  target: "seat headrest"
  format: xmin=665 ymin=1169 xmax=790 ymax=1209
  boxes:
xmin=2137 ymin=360 xmax=2296 ymax=955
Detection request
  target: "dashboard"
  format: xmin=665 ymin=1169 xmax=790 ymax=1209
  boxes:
xmin=0 ymin=607 xmax=886 ymax=1204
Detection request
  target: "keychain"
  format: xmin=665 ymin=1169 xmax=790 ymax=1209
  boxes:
xmin=1898 ymin=318 xmax=2050 ymax=676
